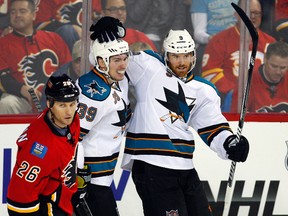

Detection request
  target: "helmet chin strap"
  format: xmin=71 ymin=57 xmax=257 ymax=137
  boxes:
xmin=97 ymin=65 xmax=118 ymax=84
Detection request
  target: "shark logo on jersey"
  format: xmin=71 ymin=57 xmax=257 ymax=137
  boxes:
xmin=19 ymin=49 xmax=58 ymax=91
xmin=156 ymin=82 xmax=195 ymax=123
xmin=112 ymin=99 xmax=128 ymax=138
xmin=62 ymin=156 xmax=77 ymax=188
xmin=256 ymin=102 xmax=288 ymax=113
xmin=84 ymin=80 xmax=107 ymax=97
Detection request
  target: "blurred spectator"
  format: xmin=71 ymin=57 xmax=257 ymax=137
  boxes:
xmin=125 ymin=0 xmax=187 ymax=51
xmin=0 ymin=0 xmax=9 ymax=35
xmin=201 ymin=0 xmax=276 ymax=113
xmin=248 ymin=41 xmax=288 ymax=113
xmin=275 ymin=0 xmax=288 ymax=21
xmin=34 ymin=0 xmax=83 ymax=52
xmin=1 ymin=0 xmax=100 ymax=51
xmin=129 ymin=41 xmax=152 ymax=52
xmin=0 ymin=0 xmax=71 ymax=114
xmin=190 ymin=0 xmax=239 ymax=76
xmin=53 ymin=39 xmax=82 ymax=81
xmin=101 ymin=0 xmax=157 ymax=51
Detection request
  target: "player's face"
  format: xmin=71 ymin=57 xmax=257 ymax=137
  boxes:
xmin=167 ymin=52 xmax=193 ymax=77
xmin=103 ymin=0 xmax=127 ymax=24
xmin=9 ymin=1 xmax=36 ymax=34
xmin=264 ymin=55 xmax=288 ymax=83
xmin=108 ymin=54 xmax=129 ymax=81
xmin=49 ymin=100 xmax=78 ymax=128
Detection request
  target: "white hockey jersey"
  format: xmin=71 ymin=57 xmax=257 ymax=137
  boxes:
xmin=122 ymin=51 xmax=233 ymax=171
xmin=76 ymin=68 xmax=130 ymax=186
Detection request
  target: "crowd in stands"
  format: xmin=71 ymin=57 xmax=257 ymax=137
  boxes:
xmin=0 ymin=0 xmax=287 ymax=114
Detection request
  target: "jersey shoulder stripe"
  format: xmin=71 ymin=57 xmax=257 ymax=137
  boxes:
xmin=193 ymin=75 xmax=219 ymax=95
xmin=143 ymin=50 xmax=164 ymax=64
xmin=78 ymin=70 xmax=111 ymax=101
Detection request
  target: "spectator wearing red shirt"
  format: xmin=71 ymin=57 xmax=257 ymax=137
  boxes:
xmin=248 ymin=41 xmax=288 ymax=113
xmin=0 ymin=0 xmax=71 ymax=114
xmin=201 ymin=0 xmax=275 ymax=113
xmin=100 ymin=0 xmax=157 ymax=51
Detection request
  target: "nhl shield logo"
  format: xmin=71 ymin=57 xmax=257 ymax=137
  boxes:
xmin=166 ymin=209 xmax=179 ymax=216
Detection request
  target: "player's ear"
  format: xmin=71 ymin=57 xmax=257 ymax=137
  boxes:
xmin=98 ymin=58 xmax=107 ymax=70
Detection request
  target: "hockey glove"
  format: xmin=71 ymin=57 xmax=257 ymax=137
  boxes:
xmin=72 ymin=165 xmax=91 ymax=207
xmin=223 ymin=134 xmax=249 ymax=162
xmin=90 ymin=16 xmax=126 ymax=42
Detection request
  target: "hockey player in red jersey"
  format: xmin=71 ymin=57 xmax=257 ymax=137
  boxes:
xmin=248 ymin=41 xmax=288 ymax=113
xmin=7 ymin=74 xmax=80 ymax=216
xmin=201 ymin=0 xmax=275 ymax=112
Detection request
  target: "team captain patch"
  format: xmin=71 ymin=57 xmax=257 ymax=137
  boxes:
xmin=30 ymin=142 xmax=48 ymax=159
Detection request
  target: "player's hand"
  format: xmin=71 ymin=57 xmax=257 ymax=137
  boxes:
xmin=224 ymin=134 xmax=249 ymax=162
xmin=72 ymin=165 xmax=91 ymax=208
xmin=76 ymin=165 xmax=91 ymax=199
xmin=90 ymin=16 xmax=126 ymax=42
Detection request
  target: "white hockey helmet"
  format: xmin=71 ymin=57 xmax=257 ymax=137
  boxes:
xmin=90 ymin=39 xmax=129 ymax=75
xmin=163 ymin=29 xmax=196 ymax=73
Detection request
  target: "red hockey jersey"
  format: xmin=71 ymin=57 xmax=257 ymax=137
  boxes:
xmin=0 ymin=30 xmax=71 ymax=93
xmin=202 ymin=26 xmax=275 ymax=112
xmin=248 ymin=65 xmax=288 ymax=113
xmin=7 ymin=109 xmax=80 ymax=215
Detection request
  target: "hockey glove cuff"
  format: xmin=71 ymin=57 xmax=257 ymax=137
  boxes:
xmin=90 ymin=16 xmax=126 ymax=42
xmin=224 ymin=134 xmax=249 ymax=162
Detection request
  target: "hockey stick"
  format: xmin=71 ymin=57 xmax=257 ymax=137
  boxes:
xmin=74 ymin=197 xmax=93 ymax=216
xmin=28 ymin=88 xmax=43 ymax=112
xmin=228 ymin=2 xmax=258 ymax=187
xmin=223 ymin=3 xmax=258 ymax=215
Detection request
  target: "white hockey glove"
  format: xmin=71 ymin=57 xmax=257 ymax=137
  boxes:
xmin=223 ymin=134 xmax=249 ymax=162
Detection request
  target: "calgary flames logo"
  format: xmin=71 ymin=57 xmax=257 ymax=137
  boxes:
xmin=62 ymin=156 xmax=77 ymax=188
xmin=19 ymin=49 xmax=59 ymax=91
xmin=59 ymin=1 xmax=83 ymax=27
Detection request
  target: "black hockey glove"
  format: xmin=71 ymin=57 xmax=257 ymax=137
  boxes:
xmin=223 ymin=134 xmax=249 ymax=162
xmin=72 ymin=165 xmax=91 ymax=206
xmin=90 ymin=16 xmax=126 ymax=42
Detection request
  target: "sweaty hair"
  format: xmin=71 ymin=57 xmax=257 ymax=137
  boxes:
xmin=266 ymin=41 xmax=288 ymax=59
xmin=10 ymin=0 xmax=36 ymax=12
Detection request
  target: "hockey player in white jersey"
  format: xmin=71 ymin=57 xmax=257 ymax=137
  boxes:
xmin=75 ymin=36 xmax=131 ymax=216
xmin=89 ymin=17 xmax=249 ymax=216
